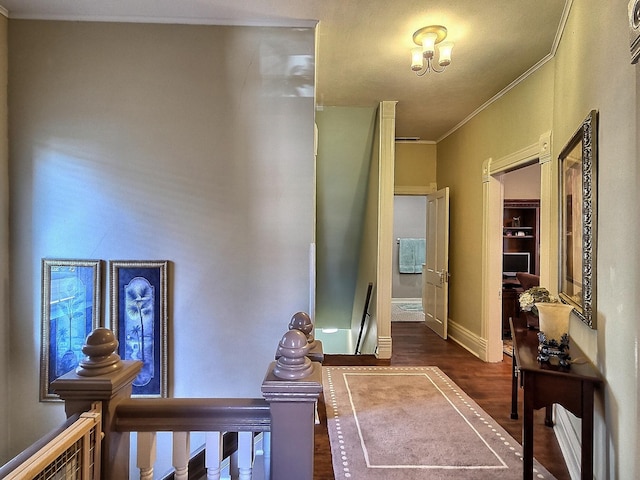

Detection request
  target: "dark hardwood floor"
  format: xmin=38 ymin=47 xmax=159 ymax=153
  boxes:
xmin=313 ymin=321 xmax=571 ymax=479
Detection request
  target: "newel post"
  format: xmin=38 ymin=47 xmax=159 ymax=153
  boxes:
xmin=262 ymin=329 xmax=322 ymax=480
xmin=287 ymin=311 xmax=324 ymax=363
xmin=52 ymin=328 xmax=142 ymax=480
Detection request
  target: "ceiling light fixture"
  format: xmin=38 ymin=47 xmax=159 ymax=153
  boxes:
xmin=411 ymin=25 xmax=454 ymax=76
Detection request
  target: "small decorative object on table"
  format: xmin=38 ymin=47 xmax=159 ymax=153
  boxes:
xmin=519 ymin=286 xmax=572 ymax=367
xmin=535 ymin=302 xmax=573 ymax=368
xmin=518 ymin=286 xmax=557 ymax=314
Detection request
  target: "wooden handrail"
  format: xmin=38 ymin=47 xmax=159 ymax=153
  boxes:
xmin=0 ymin=407 xmax=102 ymax=480
xmin=45 ymin=324 xmax=323 ymax=479
xmin=114 ymin=397 xmax=271 ymax=433
xmin=0 ymin=414 xmax=81 ymax=478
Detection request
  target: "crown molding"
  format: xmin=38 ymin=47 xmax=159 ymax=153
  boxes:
xmin=0 ymin=5 xmax=8 ymax=18
xmin=395 ymin=139 xmax=436 ymax=145
xmin=4 ymin=11 xmax=317 ymax=27
xmin=437 ymin=0 xmax=573 ymax=143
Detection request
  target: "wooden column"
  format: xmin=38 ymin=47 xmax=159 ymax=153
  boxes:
xmin=262 ymin=329 xmax=322 ymax=480
xmin=52 ymin=328 xmax=142 ymax=480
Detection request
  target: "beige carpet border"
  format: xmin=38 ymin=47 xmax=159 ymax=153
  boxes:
xmin=323 ymin=366 xmax=556 ymax=480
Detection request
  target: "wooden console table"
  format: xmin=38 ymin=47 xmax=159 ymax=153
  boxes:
xmin=509 ymin=317 xmax=602 ymax=480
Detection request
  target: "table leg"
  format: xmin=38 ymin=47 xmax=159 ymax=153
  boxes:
xmin=522 ymin=374 xmax=534 ymax=479
xmin=581 ymin=384 xmax=595 ymax=480
xmin=544 ymin=406 xmax=553 ymax=427
xmin=511 ymin=354 xmax=519 ymax=419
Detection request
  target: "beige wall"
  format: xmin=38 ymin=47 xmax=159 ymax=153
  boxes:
xmin=438 ymin=1 xmax=639 ymax=476
xmin=437 ymin=61 xmax=554 ymax=336
xmin=6 ymin=20 xmax=315 ymax=463
xmin=394 ymin=142 xmax=436 ymax=189
xmin=0 ymin=13 xmax=8 ymax=463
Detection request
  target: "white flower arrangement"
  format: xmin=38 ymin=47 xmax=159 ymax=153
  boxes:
xmin=518 ymin=286 xmax=557 ymax=312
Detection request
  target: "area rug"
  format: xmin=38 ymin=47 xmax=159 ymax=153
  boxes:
xmin=398 ymin=302 xmax=423 ymax=312
xmin=323 ymin=366 xmax=556 ymax=479
xmin=391 ymin=303 xmax=425 ymax=322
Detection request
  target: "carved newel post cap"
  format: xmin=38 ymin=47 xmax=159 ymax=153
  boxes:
xmin=273 ymin=329 xmax=313 ymax=380
xmin=288 ymin=311 xmax=317 ymax=349
xmin=75 ymin=327 xmax=123 ymax=377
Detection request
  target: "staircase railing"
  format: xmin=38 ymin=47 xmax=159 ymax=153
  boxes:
xmin=0 ymin=405 xmax=102 ymax=480
xmin=1 ymin=312 xmax=323 ymax=480
xmin=116 ymin=398 xmax=271 ymax=479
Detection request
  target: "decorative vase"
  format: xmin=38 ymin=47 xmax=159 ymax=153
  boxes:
xmin=535 ymin=302 xmax=573 ymax=343
xmin=535 ymin=302 xmax=573 ymax=367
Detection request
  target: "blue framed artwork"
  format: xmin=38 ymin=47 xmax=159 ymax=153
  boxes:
xmin=110 ymin=260 xmax=168 ymax=398
xmin=40 ymin=259 xmax=102 ymax=401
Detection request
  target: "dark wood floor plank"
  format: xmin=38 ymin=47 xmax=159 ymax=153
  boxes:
xmin=314 ymin=321 xmax=571 ymax=480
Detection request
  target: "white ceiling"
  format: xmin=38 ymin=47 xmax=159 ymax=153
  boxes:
xmin=0 ymin=0 xmax=569 ymax=141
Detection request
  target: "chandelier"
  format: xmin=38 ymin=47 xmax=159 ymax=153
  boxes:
xmin=411 ymin=25 xmax=454 ymax=76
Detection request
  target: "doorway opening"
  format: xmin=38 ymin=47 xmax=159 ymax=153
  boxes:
xmin=481 ymin=131 xmax=553 ymax=362
xmin=392 ymin=194 xmax=427 ymax=322
xmin=500 ymin=164 xmax=541 ymax=356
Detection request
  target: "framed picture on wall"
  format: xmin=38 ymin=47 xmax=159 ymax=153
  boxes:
xmin=109 ymin=260 xmax=168 ymax=398
xmin=558 ymin=110 xmax=598 ymax=329
xmin=40 ymin=259 xmax=102 ymax=401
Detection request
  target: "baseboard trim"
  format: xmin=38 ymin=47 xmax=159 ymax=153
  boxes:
xmin=554 ymin=405 xmax=581 ymax=480
xmin=446 ymin=319 xmax=486 ymax=359
xmin=376 ymin=335 xmax=392 ymax=359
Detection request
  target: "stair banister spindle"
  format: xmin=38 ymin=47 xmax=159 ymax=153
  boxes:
xmin=238 ymin=431 xmax=254 ymax=480
xmin=137 ymin=431 xmax=157 ymax=480
xmin=261 ymin=432 xmax=272 ymax=480
xmin=205 ymin=431 xmax=223 ymax=480
xmin=173 ymin=431 xmax=190 ymax=480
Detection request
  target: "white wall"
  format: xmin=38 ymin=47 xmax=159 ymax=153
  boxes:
xmin=503 ymin=163 xmax=540 ymax=200
xmin=6 ymin=20 xmax=315 ymax=460
xmin=551 ymin=2 xmax=639 ymax=477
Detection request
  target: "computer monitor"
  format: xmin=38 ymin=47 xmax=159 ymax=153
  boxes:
xmin=503 ymin=252 xmax=531 ymax=277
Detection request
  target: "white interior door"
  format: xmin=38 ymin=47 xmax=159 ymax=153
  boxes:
xmin=423 ymin=187 xmax=450 ymax=339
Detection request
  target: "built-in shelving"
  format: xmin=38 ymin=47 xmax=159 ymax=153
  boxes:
xmin=502 ymin=199 xmax=540 ymax=339
xmin=503 ymin=199 xmax=540 ymax=275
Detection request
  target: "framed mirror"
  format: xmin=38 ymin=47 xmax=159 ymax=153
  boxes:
xmin=558 ymin=110 xmax=598 ymax=328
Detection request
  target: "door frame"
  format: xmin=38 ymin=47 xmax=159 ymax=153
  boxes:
xmin=481 ymin=131 xmax=555 ymax=362
xmin=375 ymin=101 xmax=397 ymax=359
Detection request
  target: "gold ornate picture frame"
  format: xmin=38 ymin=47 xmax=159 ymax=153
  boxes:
xmin=558 ymin=110 xmax=598 ymax=329
xmin=109 ymin=260 xmax=169 ymax=398
xmin=40 ymin=259 xmax=102 ymax=401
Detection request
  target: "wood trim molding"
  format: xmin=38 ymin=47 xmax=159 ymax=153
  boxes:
xmin=446 ymin=319 xmax=487 ymax=359
xmin=553 ymin=405 xmax=582 ymax=480
xmin=375 ymin=100 xmax=397 ymax=360
xmin=480 ymin=130 xmax=553 ymax=363
xmin=394 ymin=184 xmax=437 ymax=195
